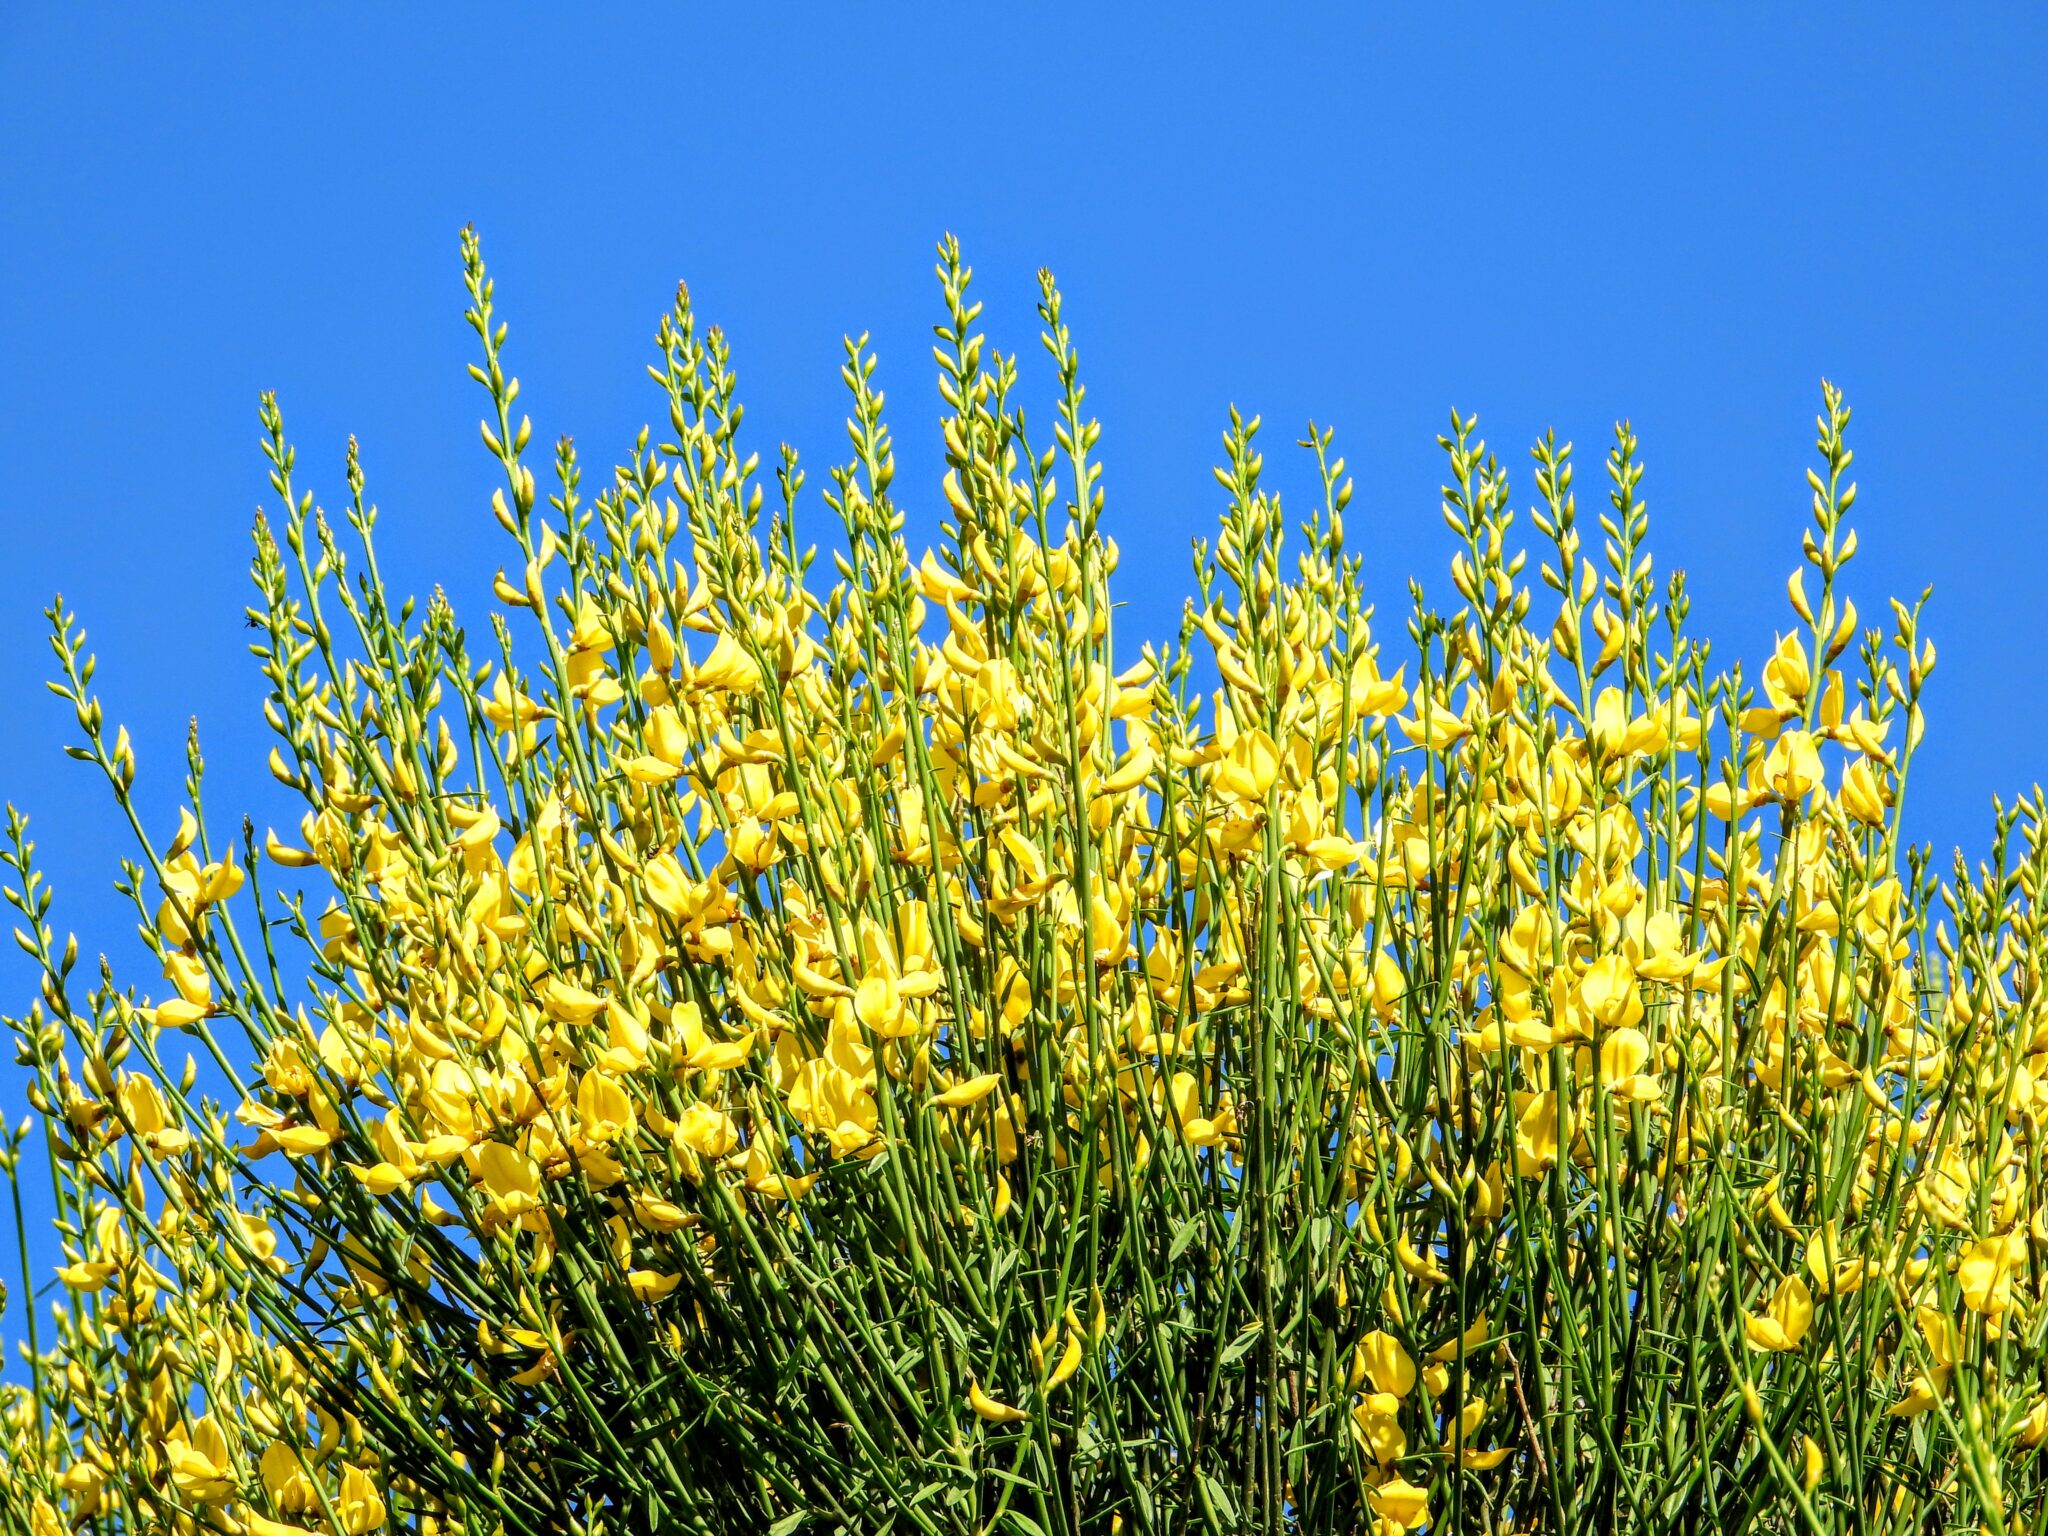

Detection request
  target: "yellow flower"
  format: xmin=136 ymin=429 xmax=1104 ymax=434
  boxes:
xmin=1762 ymin=633 xmax=1811 ymax=713
xmin=1839 ymin=756 xmax=1890 ymax=824
xmin=1594 ymin=1026 xmax=1659 ymax=1100
xmin=674 ymin=1103 xmax=739 ymax=1158
xmin=1366 ymin=1474 xmax=1430 ymax=1534
xmin=477 ymin=1140 xmax=544 ymax=1221
xmin=1213 ymin=728 xmax=1280 ymax=803
xmin=540 ymin=976 xmax=608 ymax=1023
xmin=967 ymin=1379 xmax=1028 ymax=1424
xmin=164 ymin=1415 xmax=233 ymax=1505
xmin=1044 ymin=1331 xmax=1083 ymax=1392
xmin=932 ymin=1072 xmax=1004 ymax=1109
xmin=2017 ymin=1395 xmax=2048 ymax=1449
xmin=336 ymin=1462 xmax=387 ymax=1535
xmin=1578 ymin=955 xmax=1643 ymax=1033
xmin=259 ymin=1440 xmax=316 ymax=1513
xmin=628 ymin=1269 xmax=681 ymax=1302
xmin=1354 ymin=1330 xmax=1416 ymax=1397
xmin=1350 ymin=1391 xmax=1405 ymax=1464
xmin=576 ymin=1070 xmax=636 ymax=1144
xmin=1801 ymin=1223 xmax=1869 ymax=1296
xmin=1165 ymin=1070 xmax=1237 ymax=1147
xmin=1512 ymin=1090 xmax=1561 ymax=1178
xmin=692 ymin=631 xmax=763 ymax=694
xmin=1743 ymin=1272 xmax=1812 ymax=1352
xmin=1888 ymin=1306 xmax=1960 ymax=1417
xmin=1761 ymin=729 xmax=1824 ymax=803
xmin=787 ymin=1059 xmax=879 ymax=1157
xmin=1958 ymin=1231 xmax=2027 ymax=1317
xmin=854 ymin=966 xmax=909 ymax=1036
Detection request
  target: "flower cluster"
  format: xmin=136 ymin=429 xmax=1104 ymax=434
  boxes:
xmin=1 ymin=234 xmax=2041 ymax=1536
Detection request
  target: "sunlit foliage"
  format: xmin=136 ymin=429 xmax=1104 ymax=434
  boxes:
xmin=1 ymin=232 xmax=2042 ymax=1535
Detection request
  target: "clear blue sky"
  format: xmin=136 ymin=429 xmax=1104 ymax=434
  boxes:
xmin=1 ymin=6 xmax=2044 ymax=1274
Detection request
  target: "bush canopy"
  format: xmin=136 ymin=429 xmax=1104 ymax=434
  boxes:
xmin=2 ymin=233 xmax=2043 ymax=1536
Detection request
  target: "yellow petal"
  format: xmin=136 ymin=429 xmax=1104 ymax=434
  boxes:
xmin=541 ymin=977 xmax=608 ymax=1023
xmin=628 ymin=1269 xmax=681 ymax=1302
xmin=1355 ymin=1329 xmax=1417 ymax=1397
xmin=1045 ymin=1332 xmax=1083 ymax=1391
xmin=967 ymin=1379 xmax=1028 ymax=1424
xmin=933 ymin=1072 xmax=1003 ymax=1109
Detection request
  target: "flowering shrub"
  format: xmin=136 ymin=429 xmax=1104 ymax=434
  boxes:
xmin=0 ymin=231 xmax=2041 ymax=1536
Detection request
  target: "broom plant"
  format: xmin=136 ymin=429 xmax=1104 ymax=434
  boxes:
xmin=1 ymin=229 xmax=2044 ymax=1535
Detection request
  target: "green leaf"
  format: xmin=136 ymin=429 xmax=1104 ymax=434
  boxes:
xmin=1216 ymin=1319 xmax=1264 ymax=1370
xmin=1200 ymin=1473 xmax=1241 ymax=1525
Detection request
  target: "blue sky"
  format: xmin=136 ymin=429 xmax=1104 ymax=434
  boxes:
xmin=1 ymin=6 xmax=2045 ymax=1278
